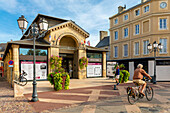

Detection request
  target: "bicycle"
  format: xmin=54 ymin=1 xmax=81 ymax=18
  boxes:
xmin=127 ymin=78 xmax=154 ymax=105
xmin=14 ymin=70 xmax=28 ymax=86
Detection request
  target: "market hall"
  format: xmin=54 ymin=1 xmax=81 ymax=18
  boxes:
xmin=2 ymin=14 xmax=107 ymax=86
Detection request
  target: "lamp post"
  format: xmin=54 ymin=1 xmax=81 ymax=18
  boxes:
xmin=147 ymin=41 xmax=163 ymax=84
xmin=17 ymin=15 xmax=48 ymax=102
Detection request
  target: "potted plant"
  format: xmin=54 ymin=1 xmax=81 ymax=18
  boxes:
xmin=79 ymin=57 xmax=88 ymax=69
xmin=47 ymin=56 xmax=70 ymax=91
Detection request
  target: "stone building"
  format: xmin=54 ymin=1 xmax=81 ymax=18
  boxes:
xmin=109 ymin=0 xmax=170 ymax=81
xmin=2 ymin=14 xmax=107 ymax=86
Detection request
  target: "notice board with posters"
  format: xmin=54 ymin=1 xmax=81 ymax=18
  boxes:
xmin=21 ymin=61 xmax=47 ymax=80
xmin=107 ymin=62 xmax=116 ymax=77
xmin=87 ymin=63 xmax=102 ymax=77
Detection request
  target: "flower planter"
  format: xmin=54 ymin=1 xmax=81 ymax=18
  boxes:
xmin=53 ymin=76 xmax=67 ymax=90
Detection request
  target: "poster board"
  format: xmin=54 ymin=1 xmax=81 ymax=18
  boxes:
xmin=87 ymin=63 xmax=102 ymax=77
xmin=21 ymin=61 xmax=47 ymax=80
xmin=107 ymin=62 xmax=116 ymax=77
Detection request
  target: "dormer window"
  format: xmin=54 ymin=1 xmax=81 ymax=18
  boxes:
xmin=135 ymin=9 xmax=140 ymax=16
xmin=144 ymin=5 xmax=149 ymax=13
xmin=124 ymin=14 xmax=128 ymax=20
xmin=115 ymin=19 xmax=118 ymax=24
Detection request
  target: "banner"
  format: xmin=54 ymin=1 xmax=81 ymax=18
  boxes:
xmin=87 ymin=63 xmax=102 ymax=77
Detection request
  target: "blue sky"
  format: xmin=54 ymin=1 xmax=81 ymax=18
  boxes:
xmin=0 ymin=0 xmax=140 ymax=46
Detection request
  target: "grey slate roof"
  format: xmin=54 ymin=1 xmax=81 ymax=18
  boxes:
xmin=95 ymin=36 xmax=110 ymax=48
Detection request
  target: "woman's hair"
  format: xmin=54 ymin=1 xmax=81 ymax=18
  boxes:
xmin=137 ymin=64 xmax=143 ymax=69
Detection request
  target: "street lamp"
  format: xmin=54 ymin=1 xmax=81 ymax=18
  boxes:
xmin=147 ymin=41 xmax=163 ymax=84
xmin=17 ymin=15 xmax=48 ymax=102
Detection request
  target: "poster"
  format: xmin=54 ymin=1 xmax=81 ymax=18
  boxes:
xmin=107 ymin=62 xmax=116 ymax=77
xmin=87 ymin=63 xmax=102 ymax=77
xmin=21 ymin=61 xmax=47 ymax=80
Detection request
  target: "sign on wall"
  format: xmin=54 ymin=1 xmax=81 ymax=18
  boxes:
xmin=21 ymin=61 xmax=47 ymax=80
xmin=107 ymin=62 xmax=116 ymax=77
xmin=87 ymin=63 xmax=102 ymax=77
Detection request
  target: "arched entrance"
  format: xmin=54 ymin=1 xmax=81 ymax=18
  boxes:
xmin=59 ymin=35 xmax=79 ymax=78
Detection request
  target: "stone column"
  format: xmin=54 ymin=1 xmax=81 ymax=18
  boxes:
xmin=129 ymin=62 xmax=134 ymax=80
xmin=48 ymin=47 xmax=59 ymax=74
xmin=148 ymin=60 xmax=154 ymax=77
xmin=12 ymin=45 xmax=19 ymax=87
xmin=78 ymin=49 xmax=86 ymax=79
xmin=102 ymin=52 xmax=106 ymax=77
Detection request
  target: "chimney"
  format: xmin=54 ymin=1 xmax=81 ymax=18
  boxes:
xmin=100 ymin=31 xmax=108 ymax=41
xmin=118 ymin=5 xmax=126 ymax=13
xmin=141 ymin=0 xmax=147 ymax=3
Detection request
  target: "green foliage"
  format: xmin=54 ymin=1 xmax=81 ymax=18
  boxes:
xmin=65 ymin=74 xmax=70 ymax=90
xmin=79 ymin=57 xmax=88 ymax=69
xmin=119 ymin=64 xmax=125 ymax=70
xmin=119 ymin=70 xmax=130 ymax=83
xmin=47 ymin=55 xmax=70 ymax=91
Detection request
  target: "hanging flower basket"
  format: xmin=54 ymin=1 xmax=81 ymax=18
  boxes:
xmin=79 ymin=57 xmax=88 ymax=69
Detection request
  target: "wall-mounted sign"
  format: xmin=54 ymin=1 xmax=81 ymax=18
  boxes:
xmin=107 ymin=62 xmax=116 ymax=77
xmin=87 ymin=58 xmax=102 ymax=62
xmin=21 ymin=61 xmax=47 ymax=80
xmin=87 ymin=63 xmax=102 ymax=77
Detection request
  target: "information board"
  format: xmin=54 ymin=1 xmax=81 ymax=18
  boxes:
xmin=107 ymin=62 xmax=116 ymax=77
xmin=87 ymin=63 xmax=102 ymax=77
xmin=21 ymin=61 xmax=47 ymax=80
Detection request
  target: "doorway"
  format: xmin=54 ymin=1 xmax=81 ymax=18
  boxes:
xmin=60 ymin=54 xmax=74 ymax=78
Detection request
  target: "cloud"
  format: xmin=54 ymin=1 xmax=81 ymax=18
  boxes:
xmin=0 ymin=0 xmax=140 ymax=46
xmin=0 ymin=32 xmax=21 ymax=43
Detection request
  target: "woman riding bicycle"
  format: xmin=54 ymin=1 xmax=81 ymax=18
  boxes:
xmin=133 ymin=64 xmax=152 ymax=96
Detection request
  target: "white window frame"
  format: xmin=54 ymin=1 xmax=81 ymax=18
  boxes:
xmin=144 ymin=5 xmax=149 ymax=13
xmin=124 ymin=28 xmax=128 ymax=38
xmin=135 ymin=24 xmax=140 ymax=35
xmin=114 ymin=46 xmax=118 ymax=58
xmin=123 ymin=44 xmax=128 ymax=57
xmin=159 ymin=38 xmax=167 ymax=54
xmin=135 ymin=8 xmax=140 ymax=16
xmin=143 ymin=40 xmax=149 ymax=55
xmin=114 ymin=31 xmax=118 ymax=40
xmin=134 ymin=42 xmax=139 ymax=56
xmin=114 ymin=18 xmax=118 ymax=25
xmin=159 ymin=18 xmax=167 ymax=30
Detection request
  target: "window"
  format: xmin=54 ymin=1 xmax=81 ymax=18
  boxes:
xmin=114 ymin=46 xmax=118 ymax=58
xmin=19 ymin=48 xmax=47 ymax=56
xmin=160 ymin=18 xmax=167 ymax=30
xmin=115 ymin=31 xmax=118 ymax=40
xmin=144 ymin=5 xmax=149 ymax=12
xmin=115 ymin=19 xmax=118 ymax=24
xmin=143 ymin=40 xmax=149 ymax=55
xmin=135 ymin=42 xmax=139 ymax=55
xmin=1 ymin=54 xmax=3 ymax=57
xmin=124 ymin=44 xmax=128 ymax=57
xmin=135 ymin=24 xmax=140 ymax=35
xmin=87 ymin=53 xmax=102 ymax=58
xmin=159 ymin=39 xmax=167 ymax=53
xmin=135 ymin=9 xmax=140 ymax=16
xmin=124 ymin=14 xmax=128 ymax=20
xmin=124 ymin=28 xmax=128 ymax=38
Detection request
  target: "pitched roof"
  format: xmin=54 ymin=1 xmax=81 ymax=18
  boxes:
xmin=0 ymin=43 xmax=7 ymax=52
xmin=95 ymin=36 xmax=110 ymax=48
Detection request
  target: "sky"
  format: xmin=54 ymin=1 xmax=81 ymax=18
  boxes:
xmin=0 ymin=0 xmax=140 ymax=47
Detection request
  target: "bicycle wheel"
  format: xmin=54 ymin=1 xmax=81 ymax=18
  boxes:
xmin=145 ymin=85 xmax=153 ymax=101
xmin=127 ymin=89 xmax=138 ymax=105
xmin=20 ymin=77 xmax=27 ymax=86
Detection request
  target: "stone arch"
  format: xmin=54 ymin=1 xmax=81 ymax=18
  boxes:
xmin=56 ymin=32 xmax=80 ymax=47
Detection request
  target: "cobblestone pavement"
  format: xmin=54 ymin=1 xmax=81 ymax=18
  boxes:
xmin=0 ymin=77 xmax=35 ymax=113
xmin=1 ymin=76 xmax=170 ymax=113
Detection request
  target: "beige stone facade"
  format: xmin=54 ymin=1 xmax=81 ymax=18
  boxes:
xmin=110 ymin=0 xmax=170 ymax=60
xmin=109 ymin=0 xmax=170 ymax=81
xmin=3 ymin=14 xmax=107 ymax=86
